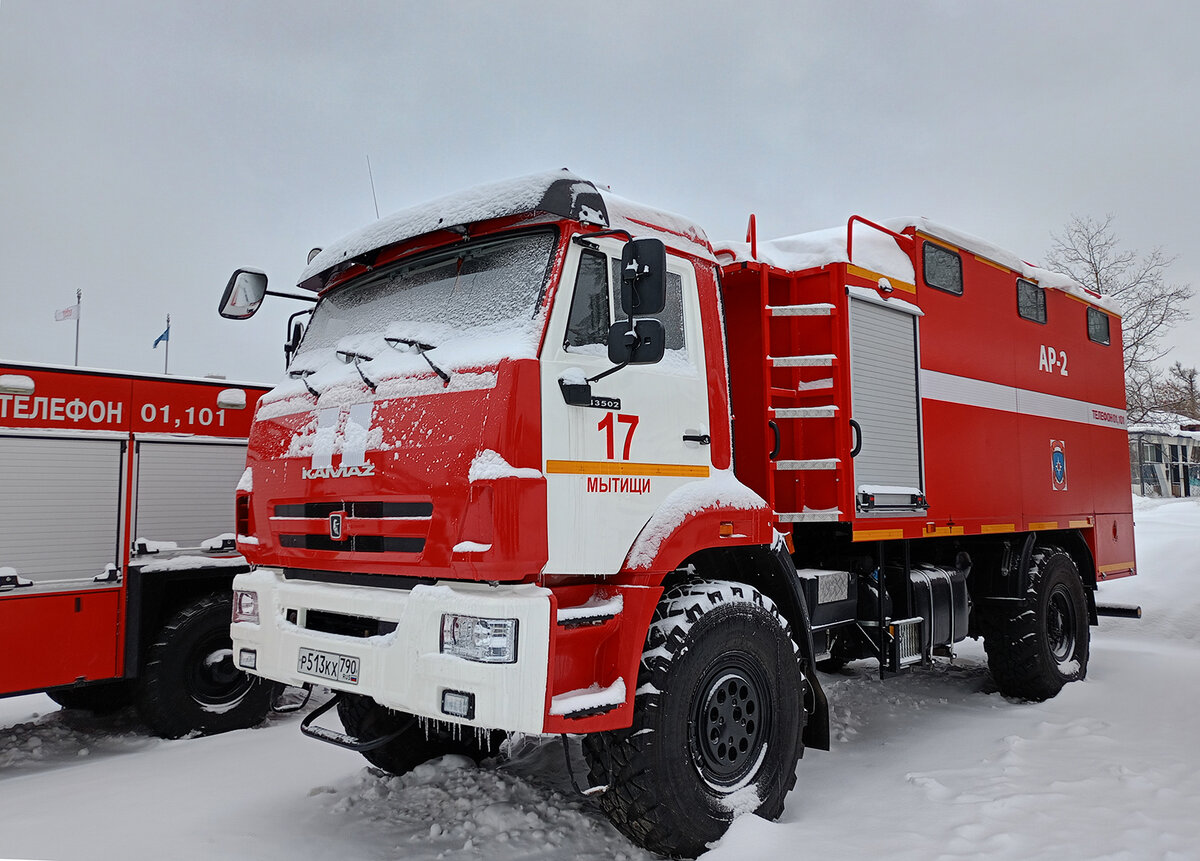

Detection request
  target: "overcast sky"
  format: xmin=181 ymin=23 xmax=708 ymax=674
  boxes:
xmin=2 ymin=1 xmax=1198 ymax=384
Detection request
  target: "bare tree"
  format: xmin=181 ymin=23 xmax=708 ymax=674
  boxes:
xmin=1046 ymin=215 xmax=1193 ymax=420
xmin=1156 ymin=361 xmax=1200 ymax=420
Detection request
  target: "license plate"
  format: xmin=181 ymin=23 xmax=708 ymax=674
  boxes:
xmin=297 ymin=647 xmax=360 ymax=685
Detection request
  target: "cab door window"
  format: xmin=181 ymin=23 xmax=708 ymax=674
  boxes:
xmin=611 ymin=259 xmax=686 ymax=352
xmin=564 ymin=248 xmax=611 ymax=349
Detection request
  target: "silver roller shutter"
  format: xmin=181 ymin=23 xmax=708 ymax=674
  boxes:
xmin=849 ymin=298 xmax=924 ymax=493
xmin=134 ymin=441 xmax=246 ymax=549
xmin=0 ymin=436 xmax=125 ymax=584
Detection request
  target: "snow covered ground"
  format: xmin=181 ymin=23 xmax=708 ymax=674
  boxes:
xmin=3 ymin=497 xmax=1197 ymax=861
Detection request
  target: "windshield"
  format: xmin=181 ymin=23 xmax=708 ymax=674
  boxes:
xmin=290 ymin=230 xmax=556 ymax=373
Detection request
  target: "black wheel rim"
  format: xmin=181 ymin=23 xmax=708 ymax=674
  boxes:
xmin=187 ymin=631 xmax=254 ymax=706
xmin=692 ymin=655 xmax=771 ymax=789
xmin=1046 ymin=584 xmax=1078 ymax=664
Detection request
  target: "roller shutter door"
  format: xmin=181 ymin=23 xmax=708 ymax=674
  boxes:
xmin=0 ymin=436 xmax=125 ymax=585
xmin=849 ymin=299 xmax=924 ymax=493
xmin=133 ymin=441 xmax=246 ymax=548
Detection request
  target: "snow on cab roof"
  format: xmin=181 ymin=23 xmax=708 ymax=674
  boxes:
xmin=716 ymin=216 xmax=1121 ymax=315
xmin=297 ymin=170 xmax=713 ymax=291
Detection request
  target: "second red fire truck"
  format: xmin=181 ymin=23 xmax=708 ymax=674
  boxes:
xmin=0 ymin=362 xmax=275 ymax=738
xmin=220 ymin=171 xmax=1135 ymax=857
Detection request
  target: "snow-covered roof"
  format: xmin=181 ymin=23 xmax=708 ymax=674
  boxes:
xmin=298 ymin=170 xmax=713 ymax=291
xmin=891 ymin=217 xmax=1121 ymax=316
xmin=715 ymin=216 xmax=1121 ymax=315
xmin=717 ymin=224 xmax=916 ymax=286
xmin=1129 ymin=411 xmax=1200 ymax=439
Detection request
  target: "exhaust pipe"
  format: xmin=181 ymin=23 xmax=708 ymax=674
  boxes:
xmin=1096 ymin=603 xmax=1142 ymax=619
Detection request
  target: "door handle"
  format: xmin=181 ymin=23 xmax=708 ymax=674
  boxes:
xmin=849 ymin=419 xmax=863 ymax=458
xmin=683 ymin=433 xmax=711 ymax=445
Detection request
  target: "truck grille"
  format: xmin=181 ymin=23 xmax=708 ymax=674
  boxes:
xmin=303 ymin=609 xmax=398 ymax=638
xmin=274 ymin=501 xmax=433 ymax=518
xmin=271 ymin=499 xmax=432 ymax=555
xmin=278 ymin=534 xmax=425 ymax=553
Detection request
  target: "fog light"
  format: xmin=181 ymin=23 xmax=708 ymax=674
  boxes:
xmin=440 ymin=614 xmax=518 ymax=663
xmin=232 ymin=590 xmax=259 ymax=624
xmin=238 ymin=649 xmax=257 ymax=670
xmin=441 ymin=689 xmax=475 ymax=719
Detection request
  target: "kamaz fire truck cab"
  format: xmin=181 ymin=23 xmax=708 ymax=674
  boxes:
xmin=222 ymin=170 xmax=1134 ymax=858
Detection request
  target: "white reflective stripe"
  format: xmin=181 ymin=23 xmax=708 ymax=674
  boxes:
xmin=310 ymin=408 xmax=340 ymax=469
xmin=920 ymin=369 xmax=1126 ymax=429
xmin=341 ymin=402 xmax=373 ymax=467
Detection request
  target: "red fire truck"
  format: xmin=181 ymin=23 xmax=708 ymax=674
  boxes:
xmin=220 ymin=172 xmax=1135 ymax=857
xmin=0 ymin=362 xmax=276 ymax=738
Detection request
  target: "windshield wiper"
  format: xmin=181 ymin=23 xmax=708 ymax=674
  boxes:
xmin=288 ymin=368 xmax=320 ymax=397
xmin=336 ymin=350 xmax=378 ymax=392
xmin=385 ymin=336 xmax=451 ymax=386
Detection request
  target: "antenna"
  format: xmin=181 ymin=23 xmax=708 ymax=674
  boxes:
xmin=366 ymin=155 xmax=380 ymax=219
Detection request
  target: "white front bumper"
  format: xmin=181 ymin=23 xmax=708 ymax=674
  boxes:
xmin=231 ymin=568 xmax=553 ymax=733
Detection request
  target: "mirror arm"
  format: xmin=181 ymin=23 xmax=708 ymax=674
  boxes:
xmin=284 ymin=306 xmax=312 ymax=326
xmin=265 ymin=289 xmax=317 ymax=303
xmin=588 ymin=362 xmax=629 ymax=385
xmin=571 ymin=228 xmax=633 ymax=248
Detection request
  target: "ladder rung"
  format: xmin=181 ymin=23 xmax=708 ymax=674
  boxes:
xmin=770 ymin=354 xmax=836 ymax=367
xmin=768 ymin=304 xmax=834 ymax=317
xmin=777 ymin=511 xmax=842 ymax=523
xmin=771 ymin=406 xmax=838 ymax=419
xmin=774 ymin=459 xmax=839 ymax=471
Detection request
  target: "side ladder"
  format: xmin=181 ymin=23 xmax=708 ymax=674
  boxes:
xmin=757 ymin=270 xmax=852 ymax=524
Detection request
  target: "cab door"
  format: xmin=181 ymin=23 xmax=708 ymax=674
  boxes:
xmin=540 ymin=237 xmax=713 ymax=575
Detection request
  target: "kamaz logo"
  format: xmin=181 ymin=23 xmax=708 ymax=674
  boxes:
xmin=303 ymin=403 xmax=375 ymax=482
xmin=302 ymin=463 xmax=376 ymax=480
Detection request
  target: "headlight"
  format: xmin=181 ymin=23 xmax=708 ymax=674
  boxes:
xmin=232 ymin=590 xmax=259 ymax=624
xmin=440 ymin=614 xmax=518 ymax=663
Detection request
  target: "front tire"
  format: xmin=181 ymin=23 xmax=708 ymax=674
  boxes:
xmin=336 ymin=694 xmax=505 ymax=775
xmin=981 ymin=546 xmax=1090 ymax=701
xmin=583 ymin=580 xmax=805 ymax=858
xmin=135 ymin=594 xmax=276 ymax=738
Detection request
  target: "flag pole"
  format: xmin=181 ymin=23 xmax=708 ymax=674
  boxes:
xmin=164 ymin=313 xmax=170 ymax=375
xmin=74 ymin=288 xmax=81 ymax=366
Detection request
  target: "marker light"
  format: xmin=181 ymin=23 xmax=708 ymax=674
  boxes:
xmin=440 ymin=614 xmax=518 ymax=663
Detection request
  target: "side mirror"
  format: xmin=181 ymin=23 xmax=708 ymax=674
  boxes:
xmin=216 ymin=388 xmax=247 ymax=410
xmin=0 ymin=374 xmax=35 ymax=395
xmin=219 ymin=269 xmax=268 ymax=319
xmin=608 ymin=319 xmax=666 ymax=366
xmin=619 ymin=238 xmax=667 ymax=317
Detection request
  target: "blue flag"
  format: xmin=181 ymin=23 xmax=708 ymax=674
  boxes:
xmin=154 ymin=326 xmax=170 ymax=348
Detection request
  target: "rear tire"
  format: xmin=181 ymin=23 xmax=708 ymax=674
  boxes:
xmin=582 ymin=580 xmax=805 ymax=858
xmin=336 ymin=694 xmax=505 ymax=775
xmin=135 ymin=594 xmax=276 ymax=738
xmin=981 ymin=546 xmax=1090 ymax=701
